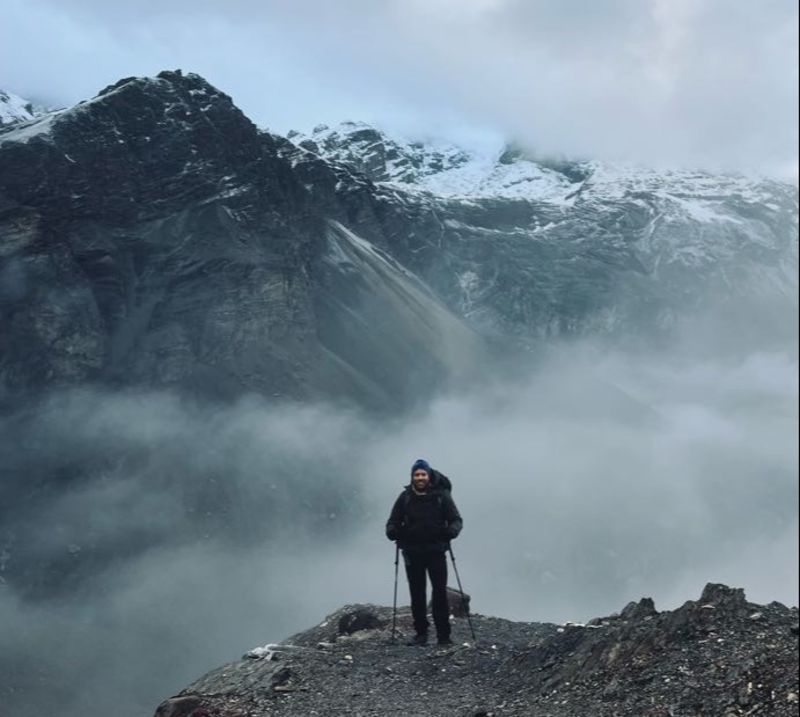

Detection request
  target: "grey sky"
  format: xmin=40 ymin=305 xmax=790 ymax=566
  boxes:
xmin=1 ymin=0 xmax=797 ymax=175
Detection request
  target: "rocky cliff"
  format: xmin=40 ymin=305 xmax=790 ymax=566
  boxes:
xmin=1 ymin=71 xmax=797 ymax=410
xmin=0 ymin=71 xmax=483 ymax=410
xmin=154 ymin=583 xmax=799 ymax=717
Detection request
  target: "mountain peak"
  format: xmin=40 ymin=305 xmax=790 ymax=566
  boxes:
xmin=286 ymin=120 xmax=592 ymax=202
xmin=0 ymin=70 xmax=249 ymax=152
xmin=92 ymin=69 xmax=222 ymax=100
xmin=287 ymin=119 xmax=477 ymax=186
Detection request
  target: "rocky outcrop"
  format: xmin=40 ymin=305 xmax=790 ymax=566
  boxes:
xmin=154 ymin=584 xmax=799 ymax=716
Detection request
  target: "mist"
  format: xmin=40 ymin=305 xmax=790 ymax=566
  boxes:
xmin=1 ymin=4 xmax=797 ymax=715
xmin=1 ymin=309 xmax=797 ymax=716
xmin=1 ymin=0 xmax=797 ymax=175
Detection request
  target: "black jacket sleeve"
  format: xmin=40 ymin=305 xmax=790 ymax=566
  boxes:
xmin=442 ymin=492 xmax=463 ymax=540
xmin=385 ymin=493 xmax=406 ymax=541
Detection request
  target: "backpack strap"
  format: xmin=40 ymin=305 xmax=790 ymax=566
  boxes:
xmin=401 ymin=489 xmax=447 ymax=523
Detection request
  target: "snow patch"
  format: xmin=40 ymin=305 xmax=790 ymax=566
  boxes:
xmin=0 ymin=89 xmax=35 ymax=124
xmin=0 ymin=111 xmax=64 ymax=146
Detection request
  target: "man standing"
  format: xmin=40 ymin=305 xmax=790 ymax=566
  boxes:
xmin=386 ymin=459 xmax=463 ymax=646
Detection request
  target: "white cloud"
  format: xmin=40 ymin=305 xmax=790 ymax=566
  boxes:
xmin=1 ymin=318 xmax=797 ymax=715
xmin=0 ymin=0 xmax=796 ymax=174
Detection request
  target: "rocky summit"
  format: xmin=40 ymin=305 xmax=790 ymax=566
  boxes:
xmin=154 ymin=584 xmax=798 ymax=717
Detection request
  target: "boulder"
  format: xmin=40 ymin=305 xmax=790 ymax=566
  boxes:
xmin=337 ymin=606 xmax=386 ymax=635
xmin=428 ymin=586 xmax=471 ymax=616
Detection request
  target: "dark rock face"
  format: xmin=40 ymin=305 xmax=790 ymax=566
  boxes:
xmin=0 ymin=71 xmax=482 ymax=409
xmin=154 ymin=584 xmax=799 ymax=716
xmin=2 ymin=70 xmax=798 ymax=408
xmin=1 ymin=71 xmax=316 ymax=401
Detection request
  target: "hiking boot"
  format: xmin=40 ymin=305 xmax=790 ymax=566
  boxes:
xmin=406 ymin=633 xmax=428 ymax=646
xmin=437 ymin=636 xmax=453 ymax=646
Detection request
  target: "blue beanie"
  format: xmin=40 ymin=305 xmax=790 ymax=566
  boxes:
xmin=411 ymin=458 xmax=431 ymax=476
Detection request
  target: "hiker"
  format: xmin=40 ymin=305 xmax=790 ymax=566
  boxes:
xmin=386 ymin=458 xmax=463 ymax=646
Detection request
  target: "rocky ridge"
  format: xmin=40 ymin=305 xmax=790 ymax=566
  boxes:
xmin=283 ymin=120 xmax=798 ymax=341
xmin=155 ymin=584 xmax=799 ymax=717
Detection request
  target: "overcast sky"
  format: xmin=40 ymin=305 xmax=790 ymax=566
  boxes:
xmin=2 ymin=0 xmax=798 ymax=175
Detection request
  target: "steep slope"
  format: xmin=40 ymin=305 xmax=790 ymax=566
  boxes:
xmin=314 ymin=221 xmax=484 ymax=403
xmin=154 ymin=584 xmax=799 ymax=717
xmin=1 ymin=71 xmax=797 ymax=406
xmin=0 ymin=71 xmax=482 ymax=408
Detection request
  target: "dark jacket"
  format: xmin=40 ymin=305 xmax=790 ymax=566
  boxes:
xmin=385 ymin=482 xmax=463 ymax=554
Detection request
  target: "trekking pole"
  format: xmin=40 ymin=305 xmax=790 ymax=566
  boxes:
xmin=448 ymin=546 xmax=477 ymax=644
xmin=391 ymin=544 xmax=399 ymax=643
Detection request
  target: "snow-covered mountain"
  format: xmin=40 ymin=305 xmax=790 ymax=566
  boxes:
xmin=0 ymin=72 xmax=797 ymax=408
xmin=1 ymin=74 xmax=797 ymax=717
xmin=286 ymin=120 xmax=797 ymax=340
xmin=0 ymin=72 xmax=488 ymax=409
xmin=289 ymin=119 xmax=797 ymax=209
xmin=289 ymin=122 xmax=583 ymax=202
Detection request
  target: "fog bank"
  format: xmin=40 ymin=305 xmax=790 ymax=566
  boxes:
xmin=0 ymin=330 xmax=797 ymax=716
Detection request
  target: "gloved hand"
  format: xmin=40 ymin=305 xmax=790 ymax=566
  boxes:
xmin=386 ymin=525 xmax=404 ymax=541
xmin=440 ymin=525 xmax=459 ymax=540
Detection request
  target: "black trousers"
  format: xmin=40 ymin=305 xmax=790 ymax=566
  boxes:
xmin=403 ymin=550 xmax=450 ymax=638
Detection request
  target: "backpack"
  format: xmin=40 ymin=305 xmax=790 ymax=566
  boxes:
xmin=430 ymin=468 xmax=452 ymax=492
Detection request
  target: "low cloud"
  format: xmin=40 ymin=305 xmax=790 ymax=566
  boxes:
xmin=1 ymin=0 xmax=797 ymax=174
xmin=0 ymin=309 xmax=797 ymax=715
xmin=359 ymin=345 xmax=798 ymax=621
